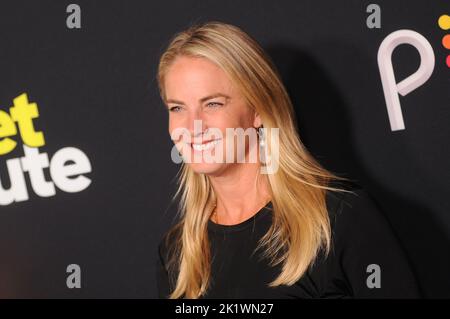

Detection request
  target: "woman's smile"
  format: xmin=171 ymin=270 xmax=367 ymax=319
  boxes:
xmin=190 ymin=138 xmax=222 ymax=152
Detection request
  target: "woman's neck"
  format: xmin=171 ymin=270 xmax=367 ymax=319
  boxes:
xmin=209 ymin=162 xmax=272 ymax=225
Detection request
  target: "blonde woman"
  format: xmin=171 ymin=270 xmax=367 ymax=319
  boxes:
xmin=155 ymin=21 xmax=420 ymax=299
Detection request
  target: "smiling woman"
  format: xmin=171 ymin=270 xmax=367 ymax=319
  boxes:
xmin=155 ymin=21 xmax=421 ymax=299
xmin=164 ymin=55 xmax=259 ymax=174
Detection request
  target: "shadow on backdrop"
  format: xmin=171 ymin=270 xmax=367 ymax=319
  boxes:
xmin=267 ymin=44 xmax=450 ymax=298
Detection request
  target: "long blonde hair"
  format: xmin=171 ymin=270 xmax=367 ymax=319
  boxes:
xmin=157 ymin=21 xmax=354 ymax=298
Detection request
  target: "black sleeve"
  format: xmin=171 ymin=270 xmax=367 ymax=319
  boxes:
xmin=309 ymin=189 xmax=422 ymax=298
xmin=155 ymin=239 xmax=171 ymax=299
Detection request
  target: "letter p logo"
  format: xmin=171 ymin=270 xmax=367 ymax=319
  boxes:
xmin=377 ymin=30 xmax=435 ymax=131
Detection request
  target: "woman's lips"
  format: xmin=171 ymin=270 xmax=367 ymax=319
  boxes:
xmin=190 ymin=139 xmax=221 ymax=151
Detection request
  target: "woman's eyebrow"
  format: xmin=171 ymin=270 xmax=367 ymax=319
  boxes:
xmin=166 ymin=93 xmax=231 ymax=105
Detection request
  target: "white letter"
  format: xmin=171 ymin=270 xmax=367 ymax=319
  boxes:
xmin=66 ymin=4 xmax=81 ymax=29
xmin=377 ymin=29 xmax=435 ymax=131
xmin=21 ymin=145 xmax=56 ymax=198
xmin=366 ymin=264 xmax=381 ymax=288
xmin=50 ymin=147 xmax=92 ymax=193
xmin=366 ymin=4 xmax=381 ymax=29
xmin=66 ymin=264 xmax=81 ymax=288
xmin=0 ymin=158 xmax=29 ymax=205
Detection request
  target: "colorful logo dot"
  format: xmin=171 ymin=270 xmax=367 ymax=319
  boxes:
xmin=443 ymin=34 xmax=450 ymax=49
xmin=438 ymin=14 xmax=450 ymax=68
xmin=438 ymin=14 xmax=450 ymax=30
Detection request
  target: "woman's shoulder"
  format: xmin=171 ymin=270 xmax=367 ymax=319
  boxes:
xmin=324 ymin=186 xmax=406 ymax=259
xmin=326 ymin=187 xmax=385 ymax=231
xmin=308 ymin=186 xmax=422 ymax=298
xmin=325 ymin=187 xmax=401 ymax=247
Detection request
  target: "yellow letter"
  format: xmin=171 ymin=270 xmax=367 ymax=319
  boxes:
xmin=0 ymin=110 xmax=17 ymax=155
xmin=10 ymin=93 xmax=45 ymax=147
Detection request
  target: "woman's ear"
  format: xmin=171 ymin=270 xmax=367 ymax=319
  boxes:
xmin=253 ymin=111 xmax=262 ymax=128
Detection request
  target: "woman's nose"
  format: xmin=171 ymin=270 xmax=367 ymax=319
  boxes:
xmin=186 ymin=109 xmax=206 ymax=136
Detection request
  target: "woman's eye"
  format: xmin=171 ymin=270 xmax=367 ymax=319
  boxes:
xmin=168 ymin=106 xmax=182 ymax=112
xmin=206 ymin=102 xmax=222 ymax=108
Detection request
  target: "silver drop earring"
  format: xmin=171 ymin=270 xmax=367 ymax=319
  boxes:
xmin=257 ymin=125 xmax=266 ymax=164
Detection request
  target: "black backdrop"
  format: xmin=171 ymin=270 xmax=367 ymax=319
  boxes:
xmin=0 ymin=0 xmax=449 ymax=298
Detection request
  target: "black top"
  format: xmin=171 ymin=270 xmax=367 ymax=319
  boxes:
xmin=156 ymin=189 xmax=421 ymax=298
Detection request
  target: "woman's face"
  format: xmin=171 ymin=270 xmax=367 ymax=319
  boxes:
xmin=164 ymin=55 xmax=261 ymax=176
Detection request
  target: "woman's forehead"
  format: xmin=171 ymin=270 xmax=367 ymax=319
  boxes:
xmin=164 ymin=58 xmax=236 ymax=100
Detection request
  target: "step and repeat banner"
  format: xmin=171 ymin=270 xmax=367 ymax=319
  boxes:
xmin=0 ymin=1 xmax=449 ymax=298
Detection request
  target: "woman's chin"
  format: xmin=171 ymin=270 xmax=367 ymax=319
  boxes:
xmin=187 ymin=162 xmax=227 ymax=175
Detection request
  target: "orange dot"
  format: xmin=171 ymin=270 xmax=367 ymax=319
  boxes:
xmin=443 ymin=35 xmax=450 ymax=49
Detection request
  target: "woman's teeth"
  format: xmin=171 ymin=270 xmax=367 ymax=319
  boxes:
xmin=191 ymin=139 xmax=220 ymax=151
